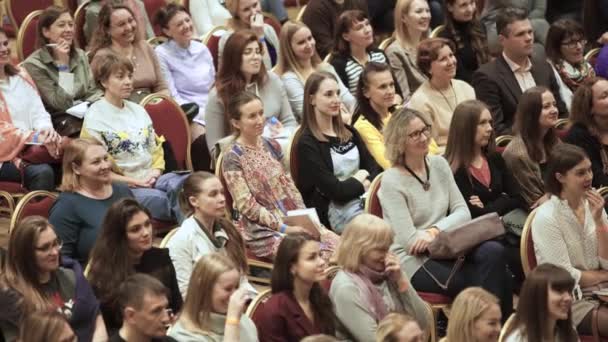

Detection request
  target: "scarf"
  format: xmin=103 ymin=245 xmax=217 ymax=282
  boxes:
xmin=556 ymin=59 xmax=595 ymax=91
xmin=347 ymin=266 xmax=390 ymax=322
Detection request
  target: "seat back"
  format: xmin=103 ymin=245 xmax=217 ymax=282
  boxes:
xmin=320 ymin=265 xmax=341 ymax=292
xmin=159 ymin=227 xmax=179 ymax=248
xmin=585 ymin=47 xmax=601 ymax=68
xmin=245 ymin=288 xmax=272 ymax=318
xmin=262 ymin=12 xmax=281 ymax=37
xmin=0 ymin=190 xmax=15 ymax=216
xmin=73 ymin=0 xmax=91 ymax=49
xmin=9 ymin=190 xmax=58 ymax=234
xmin=16 ymin=10 xmax=42 ymax=61
xmin=142 ymin=0 xmax=167 ymax=36
xmin=520 ymin=208 xmax=538 ymax=276
xmin=147 ymin=35 xmax=168 ymax=47
xmin=554 ymin=118 xmax=572 ymax=139
xmin=379 ymin=36 xmax=395 ymax=50
xmin=495 ymin=135 xmax=514 ymax=154
xmin=215 ymin=152 xmax=234 ymax=219
xmin=6 ymin=0 xmax=53 ymax=30
xmin=430 ymin=25 xmax=445 ymax=38
xmin=296 ymin=5 xmax=307 ymax=21
xmin=364 ymin=173 xmax=384 ymax=218
xmin=203 ymin=25 xmax=228 ymax=71
xmin=288 ymin=126 xmax=302 ymax=182
xmin=140 ymin=93 xmax=193 ymax=171
xmin=64 ymin=0 xmax=79 ymax=14
xmin=498 ymin=314 xmax=515 ymax=342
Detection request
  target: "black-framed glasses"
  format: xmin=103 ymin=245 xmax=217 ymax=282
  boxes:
xmin=561 ymin=39 xmax=587 ymax=49
xmin=407 ymin=125 xmax=432 ymax=141
xmin=35 ymin=238 xmax=63 ymax=254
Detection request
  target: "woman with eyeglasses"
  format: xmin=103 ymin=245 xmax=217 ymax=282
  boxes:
xmin=0 ymin=216 xmax=106 ymax=342
xmin=379 ymin=107 xmax=513 ymax=319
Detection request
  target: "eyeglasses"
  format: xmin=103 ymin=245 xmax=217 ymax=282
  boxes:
xmin=35 ymin=238 xmax=63 ymax=254
xmin=407 ymin=125 xmax=432 ymax=141
xmin=561 ymin=39 xmax=587 ymax=49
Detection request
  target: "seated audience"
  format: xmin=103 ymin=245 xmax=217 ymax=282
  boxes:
xmin=408 ymin=38 xmax=476 ymax=147
xmin=438 ymin=0 xmax=491 ymax=83
xmin=503 ymin=263 xmax=578 ymax=342
xmin=18 ymin=312 xmax=77 ymax=342
xmin=221 ymin=91 xmax=339 ymax=258
xmin=254 ymin=234 xmax=337 ymax=340
xmin=168 ymin=253 xmax=258 ymax=341
xmin=296 ymin=71 xmax=382 ymax=232
xmin=205 ymin=30 xmax=296 ymax=153
xmin=23 ymin=6 xmax=101 ymax=138
xmin=83 ymin=51 xmax=187 ymax=222
xmin=155 ymin=3 xmax=215 ymax=137
xmin=376 ymin=313 xmax=425 ymax=342
xmin=441 ymin=287 xmax=502 ymax=342
xmin=189 ymin=0 xmax=232 ymax=36
xmin=0 ymin=27 xmax=59 ymax=192
xmin=503 ymin=86 xmax=560 ymax=209
xmin=276 ymin=21 xmax=355 ymax=121
xmin=50 ymin=138 xmax=132 ymax=265
xmin=330 ymin=10 xmax=390 ymax=96
xmin=379 ymin=107 xmax=513 ymax=318
xmin=545 ymin=19 xmax=595 ymax=111
xmin=169 ymin=171 xmax=249 ymax=298
xmin=565 ymin=77 xmax=608 ymax=188
xmin=84 ymin=0 xmax=154 ymax=44
xmin=532 ymin=143 xmax=608 ymax=338
xmin=472 ymin=7 xmax=567 ymax=135
xmin=219 ymin=0 xmax=280 ymax=69
xmin=87 ymin=199 xmax=182 ymax=334
xmin=0 ymin=216 xmax=106 ymax=342
xmin=300 ymin=0 xmax=368 ymax=59
xmin=89 ymin=4 xmax=169 ymax=103
xmin=109 ymin=274 xmax=177 ymax=342
xmin=385 ymin=0 xmax=430 ymax=101
xmin=330 ymin=214 xmax=429 ymax=341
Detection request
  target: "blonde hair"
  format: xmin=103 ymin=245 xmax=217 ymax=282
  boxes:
xmin=180 ymin=253 xmax=238 ymax=333
xmin=335 ymin=214 xmax=394 ymax=272
xmin=394 ymin=0 xmax=429 ymax=44
xmin=445 ymin=287 xmax=500 ymax=342
xmin=225 ymin=0 xmax=249 ymax=31
xmin=275 ymin=21 xmax=322 ymax=79
xmin=59 ymin=138 xmax=106 ymax=192
xmin=376 ymin=313 xmax=421 ymax=342
xmin=18 ymin=311 xmax=72 ymax=342
xmin=383 ymin=107 xmax=430 ymax=167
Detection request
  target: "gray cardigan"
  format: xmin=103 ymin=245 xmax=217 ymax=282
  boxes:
xmin=204 ymin=71 xmax=297 ymax=152
xmin=378 ymin=155 xmax=471 ymax=276
xmin=168 ymin=313 xmax=258 ymax=342
xmin=385 ymin=40 xmax=427 ymax=102
xmin=218 ymin=24 xmax=280 ymax=70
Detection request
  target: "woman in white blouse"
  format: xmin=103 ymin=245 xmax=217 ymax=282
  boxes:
xmin=532 ymin=143 xmax=608 ymax=338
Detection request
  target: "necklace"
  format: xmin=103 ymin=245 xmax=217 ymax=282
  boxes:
xmin=403 ymin=158 xmax=431 ymax=191
xmin=430 ymin=80 xmax=457 ymax=112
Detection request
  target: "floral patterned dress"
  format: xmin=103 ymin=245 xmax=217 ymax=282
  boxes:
xmin=222 ymin=138 xmax=339 ymax=259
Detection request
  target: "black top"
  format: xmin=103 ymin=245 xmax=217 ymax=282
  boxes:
xmin=564 ymin=122 xmax=608 ymax=188
xmin=439 ymin=20 xmax=482 ymax=84
xmin=453 ymin=152 xmax=526 ymax=218
xmin=295 ymin=125 xmax=381 ymax=228
xmin=109 ymin=332 xmax=177 ymax=342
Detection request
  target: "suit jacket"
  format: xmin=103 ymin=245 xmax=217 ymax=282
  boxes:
xmin=472 ymin=55 xmax=568 ymax=135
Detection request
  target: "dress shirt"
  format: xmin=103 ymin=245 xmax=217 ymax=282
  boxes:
xmin=503 ymin=52 xmax=536 ymax=92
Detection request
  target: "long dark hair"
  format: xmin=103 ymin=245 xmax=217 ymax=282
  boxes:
xmin=352 ymin=62 xmax=394 ymax=131
xmin=443 ymin=0 xmax=489 ymax=66
xmin=506 ymin=263 xmax=578 ymax=342
xmin=513 ymin=86 xmax=559 ymax=163
xmin=333 ymin=10 xmax=371 ymax=57
xmin=271 ymin=234 xmax=336 ymax=335
xmin=88 ymin=4 xmax=141 ymax=60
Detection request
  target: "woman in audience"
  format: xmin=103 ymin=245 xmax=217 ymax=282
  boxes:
xmin=87 ymin=198 xmax=182 ymax=334
xmin=18 ymin=311 xmax=77 ymax=342
xmin=330 ymin=214 xmax=429 ymax=341
xmin=276 ymin=21 xmax=355 ymax=121
xmin=89 ymin=3 xmax=169 ymax=103
xmin=376 ymin=313 xmax=425 ymax=342
xmin=218 ymin=0 xmax=280 ymax=69
xmin=169 ymin=253 xmax=258 ymax=341
xmin=50 ymin=138 xmax=132 ymax=266
xmin=408 ymin=38 xmax=476 ymax=147
xmin=0 ymin=216 xmax=106 ymax=342
xmin=330 ymin=10 xmax=390 ymax=97
xmin=503 ymin=86 xmax=561 ymax=209
xmin=84 ymin=0 xmax=153 ymax=44
xmin=441 ymin=287 xmax=502 ymax=342
xmin=532 ymin=143 xmax=608 ymax=338
xmin=154 ymin=3 xmax=215 ymax=137
xmin=254 ymin=233 xmax=337 ymax=340
xmin=545 ymin=19 xmax=595 ymax=111
xmin=296 ymin=71 xmax=382 ymax=232
xmin=503 ymin=263 xmax=578 ymax=342
xmin=23 ymin=6 xmax=101 ymax=138
xmin=385 ymin=0 xmax=430 ymax=101
xmin=379 ymin=107 xmax=513 ymax=318
xmin=438 ymin=0 xmax=490 ymax=83
xmin=168 ymin=171 xmax=249 ymax=298
xmin=189 ymin=0 xmax=232 ymax=36
xmin=565 ymin=77 xmax=608 ymax=188
xmin=222 ymin=91 xmax=339 ymax=258
xmin=82 ymin=51 xmax=187 ymax=223
xmin=205 ymin=30 xmax=296 ymax=153
xmin=0 ymin=27 xmax=59 ymax=192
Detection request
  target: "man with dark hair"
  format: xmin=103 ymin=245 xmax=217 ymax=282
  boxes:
xmin=473 ymin=7 xmax=567 ymax=135
xmin=109 ymin=274 xmax=176 ymax=342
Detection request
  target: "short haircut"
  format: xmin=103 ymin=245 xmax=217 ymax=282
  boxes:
xmin=154 ymin=2 xmax=188 ymax=31
xmin=37 ymin=5 xmax=71 ymax=48
xmin=118 ymin=273 xmax=168 ymax=312
xmin=544 ymin=143 xmax=589 ymax=196
xmin=496 ymin=7 xmax=529 ymax=37
xmin=91 ymin=50 xmax=134 ymax=90
xmin=545 ymin=19 xmax=585 ymax=65
xmin=59 ymin=137 xmax=106 ymax=192
xmin=416 ymin=38 xmax=456 ymax=77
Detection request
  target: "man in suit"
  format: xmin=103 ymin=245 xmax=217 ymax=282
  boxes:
xmin=472 ymin=7 xmax=567 ymax=135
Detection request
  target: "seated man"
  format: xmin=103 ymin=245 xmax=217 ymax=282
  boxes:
xmin=109 ymin=274 xmax=177 ymax=342
xmin=473 ymin=7 xmax=567 ymax=135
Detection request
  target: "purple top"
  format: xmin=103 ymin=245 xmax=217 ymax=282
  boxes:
xmin=594 ymin=45 xmax=608 ymax=79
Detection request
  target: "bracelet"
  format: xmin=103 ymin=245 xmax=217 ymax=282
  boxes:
xmin=226 ymin=317 xmax=240 ymax=326
xmin=32 ymin=130 xmax=40 ymax=144
xmin=279 ymin=223 xmax=287 ymax=233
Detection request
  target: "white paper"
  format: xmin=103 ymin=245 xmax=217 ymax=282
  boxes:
xmin=65 ymin=101 xmax=89 ymax=119
xmin=286 ymin=208 xmax=321 ymax=227
xmin=58 ymin=71 xmax=75 ymax=96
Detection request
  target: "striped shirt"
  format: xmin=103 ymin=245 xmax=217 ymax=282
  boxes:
xmin=344 ymin=51 xmax=387 ymax=94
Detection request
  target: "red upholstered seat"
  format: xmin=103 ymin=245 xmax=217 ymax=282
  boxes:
xmin=74 ymin=0 xmax=91 ymax=49
xmin=150 ymin=218 xmax=174 ymax=235
xmin=205 ymin=32 xmax=223 ymax=71
xmin=284 ymin=0 xmax=309 ymax=6
xmin=364 ymin=173 xmax=384 ymax=218
xmin=0 ymin=181 xmax=26 ymax=193
xmin=418 ymin=291 xmax=452 ymax=304
xmin=16 ymin=10 xmax=41 ymax=61
xmin=6 ymin=0 xmax=53 ymax=30
xmin=65 ymin=0 xmax=79 ymax=14
xmin=263 ymin=13 xmax=281 ymax=36
xmin=142 ymin=0 xmax=166 ymax=36
xmin=9 ymin=190 xmax=57 ymax=233
xmin=246 ymin=249 xmax=273 ymax=264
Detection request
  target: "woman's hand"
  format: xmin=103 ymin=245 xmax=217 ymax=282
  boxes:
xmin=250 ymin=12 xmax=265 ymax=38
xmin=587 ymin=189 xmax=606 ymax=224
xmin=285 ymin=225 xmax=308 ymax=235
xmin=362 ymin=179 xmax=371 ymax=191
xmin=268 ymin=119 xmax=283 ymax=137
xmin=353 ymin=169 xmax=369 ymax=184
xmin=384 ymin=253 xmax=403 ymax=283
xmin=469 ymin=195 xmax=484 ymax=208
xmin=226 ymin=287 xmax=249 ymax=320
xmin=52 ymin=39 xmax=71 ymax=66
xmin=143 ymin=169 xmax=162 ymax=187
xmin=409 ymin=237 xmax=433 ymax=255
